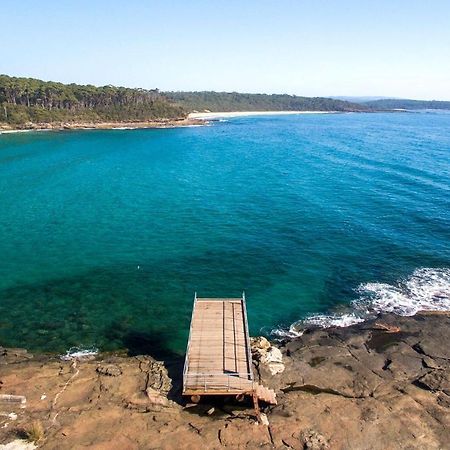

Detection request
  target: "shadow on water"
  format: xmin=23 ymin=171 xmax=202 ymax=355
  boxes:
xmin=0 ymin=247 xmax=283 ymax=405
xmin=0 ymin=245 xmax=281 ymax=354
xmin=121 ymin=329 xmax=185 ymax=403
xmin=123 ymin=330 xmax=177 ymax=359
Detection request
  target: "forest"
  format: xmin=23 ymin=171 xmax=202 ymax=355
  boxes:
xmin=363 ymin=98 xmax=450 ymax=110
xmin=0 ymin=75 xmax=186 ymax=125
xmin=166 ymin=91 xmax=369 ymax=112
xmin=1 ymin=74 xmax=374 ymax=127
xmin=3 ymin=75 xmax=449 ymax=129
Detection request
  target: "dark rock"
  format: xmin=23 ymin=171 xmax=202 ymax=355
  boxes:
xmin=96 ymin=364 xmax=122 ymax=377
xmin=278 ymin=343 xmax=383 ymax=398
xmin=299 ymin=429 xmax=329 ymax=450
xmin=0 ymin=346 xmax=33 ymax=363
xmin=414 ymin=339 xmax=450 ymax=361
xmin=422 ymin=356 xmax=443 ymax=369
xmin=143 ymin=358 xmax=172 ymax=394
xmin=1 ymin=312 xmax=449 ymax=449
xmin=366 ymin=330 xmax=411 ymax=352
xmin=437 ymin=393 xmax=450 ymax=408
xmin=416 ymin=370 xmax=450 ymax=394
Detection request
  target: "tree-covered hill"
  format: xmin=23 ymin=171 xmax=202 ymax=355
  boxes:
xmin=363 ymin=98 xmax=450 ymax=110
xmin=0 ymin=75 xmax=186 ymax=126
xmin=165 ymin=91 xmax=370 ymax=112
xmin=0 ymin=74 xmax=373 ymax=128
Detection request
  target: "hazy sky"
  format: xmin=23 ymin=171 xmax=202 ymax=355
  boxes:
xmin=2 ymin=1 xmax=450 ymax=99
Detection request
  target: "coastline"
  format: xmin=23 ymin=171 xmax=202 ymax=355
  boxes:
xmin=0 ymin=118 xmax=204 ymax=134
xmin=0 ymin=111 xmax=339 ymax=134
xmin=188 ymin=110 xmax=338 ymax=120
xmin=1 ymin=310 xmax=449 ymax=449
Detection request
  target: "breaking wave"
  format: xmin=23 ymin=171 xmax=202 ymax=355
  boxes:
xmin=60 ymin=346 xmax=98 ymax=361
xmin=273 ymin=268 xmax=450 ymax=338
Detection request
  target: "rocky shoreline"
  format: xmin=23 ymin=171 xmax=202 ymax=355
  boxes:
xmin=0 ymin=118 xmax=204 ymax=133
xmin=1 ymin=311 xmax=449 ymax=449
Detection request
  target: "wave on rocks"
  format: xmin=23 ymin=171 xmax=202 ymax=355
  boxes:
xmin=60 ymin=346 xmax=98 ymax=361
xmin=273 ymin=267 xmax=450 ymax=338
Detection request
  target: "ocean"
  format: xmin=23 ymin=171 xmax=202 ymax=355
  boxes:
xmin=0 ymin=112 xmax=449 ymax=356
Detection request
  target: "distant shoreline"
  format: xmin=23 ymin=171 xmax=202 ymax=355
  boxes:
xmin=0 ymin=118 xmax=204 ymax=134
xmin=0 ymin=112 xmax=341 ymax=134
xmin=188 ymin=110 xmax=338 ymax=120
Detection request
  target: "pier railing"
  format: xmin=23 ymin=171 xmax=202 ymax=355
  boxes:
xmin=183 ymin=372 xmax=254 ymax=393
xmin=182 ymin=293 xmax=255 ymax=395
xmin=182 ymin=292 xmax=197 ymax=392
xmin=241 ymin=291 xmax=254 ymax=381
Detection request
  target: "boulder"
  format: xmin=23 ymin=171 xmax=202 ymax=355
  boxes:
xmin=96 ymin=364 xmax=122 ymax=377
xmin=145 ymin=387 xmax=170 ymax=407
xmin=263 ymin=347 xmax=285 ymax=375
xmin=299 ymin=429 xmax=330 ymax=450
xmin=251 ymin=336 xmax=285 ymax=376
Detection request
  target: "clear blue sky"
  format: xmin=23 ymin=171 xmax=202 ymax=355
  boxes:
xmin=2 ymin=0 xmax=450 ymax=99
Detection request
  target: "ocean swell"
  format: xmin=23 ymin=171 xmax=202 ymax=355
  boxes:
xmin=273 ymin=267 xmax=450 ymax=338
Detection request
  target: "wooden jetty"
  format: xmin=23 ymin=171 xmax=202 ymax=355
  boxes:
xmin=183 ymin=293 xmax=276 ymax=408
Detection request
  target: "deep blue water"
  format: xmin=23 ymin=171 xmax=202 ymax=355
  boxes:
xmin=0 ymin=112 xmax=449 ymax=355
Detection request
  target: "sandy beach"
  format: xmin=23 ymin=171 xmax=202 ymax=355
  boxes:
xmin=188 ymin=111 xmax=337 ymax=120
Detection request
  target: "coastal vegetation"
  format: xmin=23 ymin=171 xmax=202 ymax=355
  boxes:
xmin=0 ymin=74 xmax=186 ymax=126
xmin=24 ymin=420 xmax=45 ymax=443
xmin=0 ymin=75 xmax=369 ymax=128
xmin=166 ymin=91 xmax=369 ymax=112
xmin=363 ymin=98 xmax=450 ymax=110
xmin=3 ymin=74 xmax=448 ymax=129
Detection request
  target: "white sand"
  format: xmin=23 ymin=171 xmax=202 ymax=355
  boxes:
xmin=0 ymin=128 xmax=52 ymax=135
xmin=188 ymin=111 xmax=336 ymax=120
xmin=0 ymin=129 xmax=35 ymax=134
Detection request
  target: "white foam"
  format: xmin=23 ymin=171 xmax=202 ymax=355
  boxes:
xmin=304 ymin=313 xmax=365 ymax=328
xmin=272 ymin=313 xmax=364 ymax=338
xmin=354 ymin=267 xmax=450 ymax=316
xmin=0 ymin=128 xmax=51 ymax=135
xmin=273 ymin=268 xmax=450 ymax=337
xmin=60 ymin=346 xmax=98 ymax=361
xmin=271 ymin=326 xmax=304 ymax=339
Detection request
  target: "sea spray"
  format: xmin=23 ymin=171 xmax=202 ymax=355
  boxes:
xmin=60 ymin=346 xmax=98 ymax=361
xmin=354 ymin=267 xmax=450 ymax=315
xmin=273 ymin=268 xmax=450 ymax=338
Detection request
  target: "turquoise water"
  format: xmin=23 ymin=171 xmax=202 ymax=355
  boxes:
xmin=0 ymin=112 xmax=449 ymax=356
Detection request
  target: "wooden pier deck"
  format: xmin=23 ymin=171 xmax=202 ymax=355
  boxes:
xmin=183 ymin=294 xmax=254 ymax=395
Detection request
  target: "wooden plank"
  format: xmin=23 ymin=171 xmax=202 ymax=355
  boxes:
xmin=183 ymin=296 xmax=253 ymax=395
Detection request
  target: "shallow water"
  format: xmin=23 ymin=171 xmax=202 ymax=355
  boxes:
xmin=0 ymin=112 xmax=449 ymax=355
